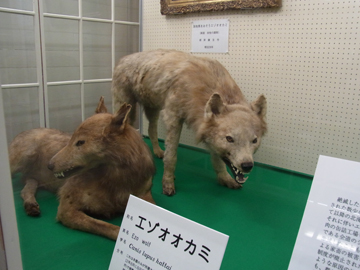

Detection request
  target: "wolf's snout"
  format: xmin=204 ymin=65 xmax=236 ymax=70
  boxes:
xmin=47 ymin=162 xmax=54 ymax=171
xmin=241 ymin=162 xmax=253 ymax=173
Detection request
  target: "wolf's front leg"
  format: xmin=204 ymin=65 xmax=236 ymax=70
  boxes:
xmin=21 ymin=178 xmax=41 ymax=216
xmin=210 ymin=153 xmax=242 ymax=189
xmin=162 ymin=120 xmax=183 ymax=196
xmin=57 ymin=205 xmax=120 ymax=240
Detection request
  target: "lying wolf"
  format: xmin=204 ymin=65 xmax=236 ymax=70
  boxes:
xmin=112 ymin=49 xmax=267 ymax=196
xmin=9 ymin=97 xmax=155 ymax=240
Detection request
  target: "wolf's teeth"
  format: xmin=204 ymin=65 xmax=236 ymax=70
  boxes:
xmin=54 ymin=171 xmax=65 ymax=178
xmin=231 ymin=163 xmax=239 ymax=173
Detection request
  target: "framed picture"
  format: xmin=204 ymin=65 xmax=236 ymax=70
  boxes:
xmin=160 ymin=0 xmax=281 ymax=15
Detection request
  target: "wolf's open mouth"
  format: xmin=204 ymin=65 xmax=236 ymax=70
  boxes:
xmin=222 ymin=158 xmax=248 ymax=185
xmin=54 ymin=166 xmax=83 ymax=179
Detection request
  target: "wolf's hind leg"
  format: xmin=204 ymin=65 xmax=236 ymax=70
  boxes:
xmin=127 ymin=101 xmax=138 ymax=126
xmin=112 ymin=89 xmax=138 ymax=125
xmin=21 ymin=178 xmax=41 ymax=216
xmin=138 ymin=190 xmax=156 ymax=205
xmin=137 ymin=177 xmax=156 ymax=204
xmin=162 ymin=119 xmax=184 ymax=196
xmin=210 ymin=153 xmax=242 ymax=189
xmin=144 ymin=108 xmax=164 ymax=158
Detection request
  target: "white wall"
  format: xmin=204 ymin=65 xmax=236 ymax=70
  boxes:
xmin=142 ymin=0 xmax=360 ymax=176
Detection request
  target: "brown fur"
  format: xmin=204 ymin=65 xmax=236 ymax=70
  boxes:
xmin=9 ymin=97 xmax=155 ymax=240
xmin=112 ymin=49 xmax=267 ymax=195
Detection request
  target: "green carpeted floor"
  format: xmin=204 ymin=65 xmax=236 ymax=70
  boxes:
xmin=12 ymin=138 xmax=312 ymax=270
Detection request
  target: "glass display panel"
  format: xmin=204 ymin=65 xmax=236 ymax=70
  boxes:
xmin=115 ymin=0 xmax=139 ymax=22
xmin=2 ymin=87 xmax=40 ymax=143
xmin=0 ymin=0 xmax=33 ymax=11
xmin=83 ymin=82 xmax=112 ymax=119
xmin=47 ymin=84 xmax=82 ymax=133
xmin=44 ymin=17 xmax=80 ymax=82
xmin=83 ymin=21 xmax=112 ymax=80
xmin=1 ymin=1 xmax=141 ymax=269
xmin=43 ymin=0 xmax=79 ymax=16
xmin=0 ymin=13 xmax=37 ymax=85
xmin=82 ymin=0 xmax=111 ymax=20
xmin=114 ymin=24 xmax=139 ymax=63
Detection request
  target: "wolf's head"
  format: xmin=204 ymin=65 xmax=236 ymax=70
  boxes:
xmin=197 ymin=93 xmax=267 ymax=184
xmin=47 ymin=97 xmax=132 ymax=179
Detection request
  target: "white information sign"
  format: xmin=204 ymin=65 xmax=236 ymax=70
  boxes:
xmin=288 ymin=155 xmax=360 ymax=270
xmin=191 ymin=19 xmax=229 ymax=53
xmin=109 ymin=195 xmax=229 ymax=270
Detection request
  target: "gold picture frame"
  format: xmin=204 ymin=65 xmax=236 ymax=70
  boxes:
xmin=160 ymin=0 xmax=281 ymax=15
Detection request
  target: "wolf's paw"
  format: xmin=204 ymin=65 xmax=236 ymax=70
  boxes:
xmin=162 ymin=181 xmax=176 ymax=196
xmin=218 ymin=176 xmax=243 ymax=189
xmin=24 ymin=202 xmax=40 ymax=216
xmin=154 ymin=148 xmax=164 ymax=159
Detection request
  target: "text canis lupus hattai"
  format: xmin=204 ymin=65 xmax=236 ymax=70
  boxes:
xmin=9 ymin=97 xmax=155 ymax=240
xmin=112 ymin=49 xmax=267 ymax=196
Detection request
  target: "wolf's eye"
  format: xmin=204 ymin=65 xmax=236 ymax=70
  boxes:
xmin=226 ymin=136 xmax=234 ymax=143
xmin=252 ymin=138 xmax=258 ymax=144
xmin=76 ymin=140 xmax=85 ymax=146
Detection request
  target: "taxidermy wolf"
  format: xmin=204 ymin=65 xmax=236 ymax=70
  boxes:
xmin=9 ymin=97 xmax=155 ymax=240
xmin=112 ymin=49 xmax=267 ymax=196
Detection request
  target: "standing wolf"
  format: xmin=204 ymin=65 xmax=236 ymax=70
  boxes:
xmin=9 ymin=97 xmax=155 ymax=240
xmin=112 ymin=49 xmax=267 ymax=196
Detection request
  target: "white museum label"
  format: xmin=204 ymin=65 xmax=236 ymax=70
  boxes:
xmin=288 ymin=155 xmax=360 ymax=270
xmin=191 ymin=19 xmax=229 ymax=53
xmin=108 ymin=195 xmax=229 ymax=270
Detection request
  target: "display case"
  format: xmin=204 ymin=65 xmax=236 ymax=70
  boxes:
xmin=1 ymin=0 xmax=359 ymax=269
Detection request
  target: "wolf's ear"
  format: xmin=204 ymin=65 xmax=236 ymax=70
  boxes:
xmin=251 ymin=94 xmax=266 ymax=119
xmin=103 ymin=103 xmax=131 ymax=135
xmin=95 ymin=96 xmax=108 ymax=114
xmin=112 ymin=103 xmax=132 ymax=129
xmin=204 ymin=93 xmax=225 ymax=120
